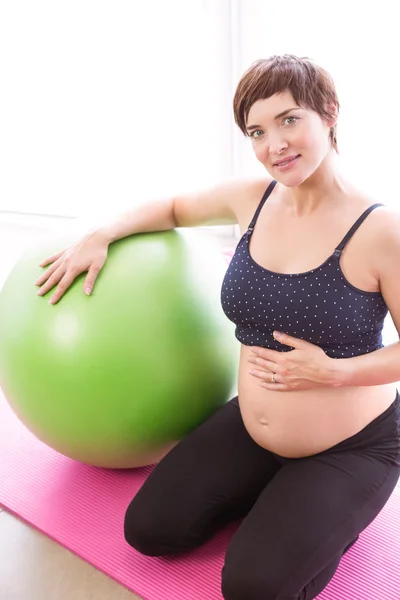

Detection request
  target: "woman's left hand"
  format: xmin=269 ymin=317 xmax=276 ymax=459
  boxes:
xmin=248 ymin=331 xmax=341 ymax=391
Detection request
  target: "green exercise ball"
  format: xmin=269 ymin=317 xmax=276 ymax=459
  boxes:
xmin=0 ymin=229 xmax=238 ymax=468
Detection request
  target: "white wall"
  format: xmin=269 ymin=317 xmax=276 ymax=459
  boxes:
xmin=0 ymin=1 xmax=236 ymax=222
xmin=1 ymin=1 xmax=398 ymax=220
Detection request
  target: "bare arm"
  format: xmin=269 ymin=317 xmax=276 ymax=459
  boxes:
xmin=332 ymin=209 xmax=400 ymax=387
xmin=36 ymin=177 xmax=271 ymax=304
xmin=99 ymin=179 xmax=252 ymax=244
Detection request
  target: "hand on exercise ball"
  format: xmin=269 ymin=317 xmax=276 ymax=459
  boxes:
xmin=2 ymin=230 xmax=237 ymax=468
xmin=35 ymin=230 xmax=110 ymax=305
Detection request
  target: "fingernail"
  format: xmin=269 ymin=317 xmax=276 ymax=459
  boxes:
xmin=85 ymin=287 xmax=91 ymax=295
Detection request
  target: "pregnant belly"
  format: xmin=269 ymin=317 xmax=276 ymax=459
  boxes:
xmin=238 ymin=346 xmax=396 ymax=458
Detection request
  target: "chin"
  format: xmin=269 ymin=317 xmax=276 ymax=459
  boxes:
xmin=272 ymin=171 xmax=310 ymax=188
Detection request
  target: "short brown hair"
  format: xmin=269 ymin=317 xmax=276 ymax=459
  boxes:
xmin=233 ymin=54 xmax=340 ymax=152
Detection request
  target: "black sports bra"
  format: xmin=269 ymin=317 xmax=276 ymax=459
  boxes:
xmin=221 ymin=181 xmax=387 ymax=359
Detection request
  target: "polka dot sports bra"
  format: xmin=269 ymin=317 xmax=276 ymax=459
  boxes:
xmin=220 ymin=180 xmax=388 ymax=359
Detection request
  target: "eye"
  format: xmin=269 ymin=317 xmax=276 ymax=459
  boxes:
xmin=249 ymin=129 xmax=264 ymax=139
xmin=283 ymin=116 xmax=299 ymax=126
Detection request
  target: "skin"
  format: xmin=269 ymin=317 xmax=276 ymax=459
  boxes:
xmin=235 ymin=91 xmax=397 ymax=457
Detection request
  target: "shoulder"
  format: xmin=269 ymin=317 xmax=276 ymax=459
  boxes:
xmin=356 ymin=197 xmax=400 ymax=277
xmin=359 ymin=199 xmax=400 ymax=245
xmin=228 ymin=175 xmax=274 ymax=230
xmin=227 ymin=175 xmax=274 ymax=205
xmin=347 ymin=188 xmax=396 ymax=239
xmin=171 ymin=175 xmax=273 ymax=228
xmin=375 ymin=207 xmax=400 ymax=254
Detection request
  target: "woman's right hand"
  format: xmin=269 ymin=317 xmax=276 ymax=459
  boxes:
xmin=35 ymin=230 xmax=111 ymax=305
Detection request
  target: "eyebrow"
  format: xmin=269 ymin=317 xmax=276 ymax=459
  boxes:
xmin=246 ymin=108 xmax=300 ymax=132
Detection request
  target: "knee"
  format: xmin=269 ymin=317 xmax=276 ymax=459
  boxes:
xmin=124 ymin=496 xmax=168 ymax=556
xmin=221 ymin=545 xmax=288 ymax=600
xmin=222 ymin=567 xmax=275 ymax=600
xmin=124 ymin=494 xmax=194 ymax=557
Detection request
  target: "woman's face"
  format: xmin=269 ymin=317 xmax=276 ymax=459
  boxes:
xmin=246 ymin=90 xmax=335 ymax=187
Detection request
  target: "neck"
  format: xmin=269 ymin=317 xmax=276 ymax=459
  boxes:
xmin=283 ymin=152 xmax=352 ymax=217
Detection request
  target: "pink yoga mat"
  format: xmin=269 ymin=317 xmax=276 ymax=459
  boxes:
xmin=1 ymin=390 xmax=399 ymax=600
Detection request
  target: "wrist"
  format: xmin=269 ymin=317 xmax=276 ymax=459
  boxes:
xmin=326 ymin=357 xmax=351 ymax=387
xmin=95 ymin=225 xmax=116 ymax=245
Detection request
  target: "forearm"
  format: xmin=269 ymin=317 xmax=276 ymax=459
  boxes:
xmin=332 ymin=342 xmax=400 ymax=387
xmin=98 ymin=197 xmax=177 ymax=243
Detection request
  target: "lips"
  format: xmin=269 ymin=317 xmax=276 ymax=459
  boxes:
xmin=273 ymin=154 xmax=301 ymax=167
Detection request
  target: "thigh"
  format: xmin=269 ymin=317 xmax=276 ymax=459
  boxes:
xmin=222 ymin=438 xmax=400 ymax=599
xmin=124 ymin=398 xmax=282 ymax=553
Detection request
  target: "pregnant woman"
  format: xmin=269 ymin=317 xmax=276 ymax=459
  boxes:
xmin=36 ymin=55 xmax=400 ymax=600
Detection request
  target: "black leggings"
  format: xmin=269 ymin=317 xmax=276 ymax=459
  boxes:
xmin=124 ymin=393 xmax=400 ymax=600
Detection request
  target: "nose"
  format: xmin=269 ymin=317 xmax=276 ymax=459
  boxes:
xmin=268 ymin=133 xmax=288 ymax=155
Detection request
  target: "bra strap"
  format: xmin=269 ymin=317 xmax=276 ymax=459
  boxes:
xmin=335 ymin=203 xmax=384 ymax=254
xmin=248 ymin=180 xmax=278 ymax=230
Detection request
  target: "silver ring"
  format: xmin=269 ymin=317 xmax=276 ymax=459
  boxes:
xmin=271 ymin=373 xmax=276 ymax=383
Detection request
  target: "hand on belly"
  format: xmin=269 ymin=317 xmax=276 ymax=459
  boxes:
xmin=246 ymin=331 xmax=337 ymax=392
xmin=238 ymin=345 xmax=396 ymax=457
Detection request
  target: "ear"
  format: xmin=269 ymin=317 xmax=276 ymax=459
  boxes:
xmin=326 ymin=102 xmax=339 ymax=128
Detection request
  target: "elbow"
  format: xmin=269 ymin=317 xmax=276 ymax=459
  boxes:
xmin=170 ymin=197 xmax=179 ymax=228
